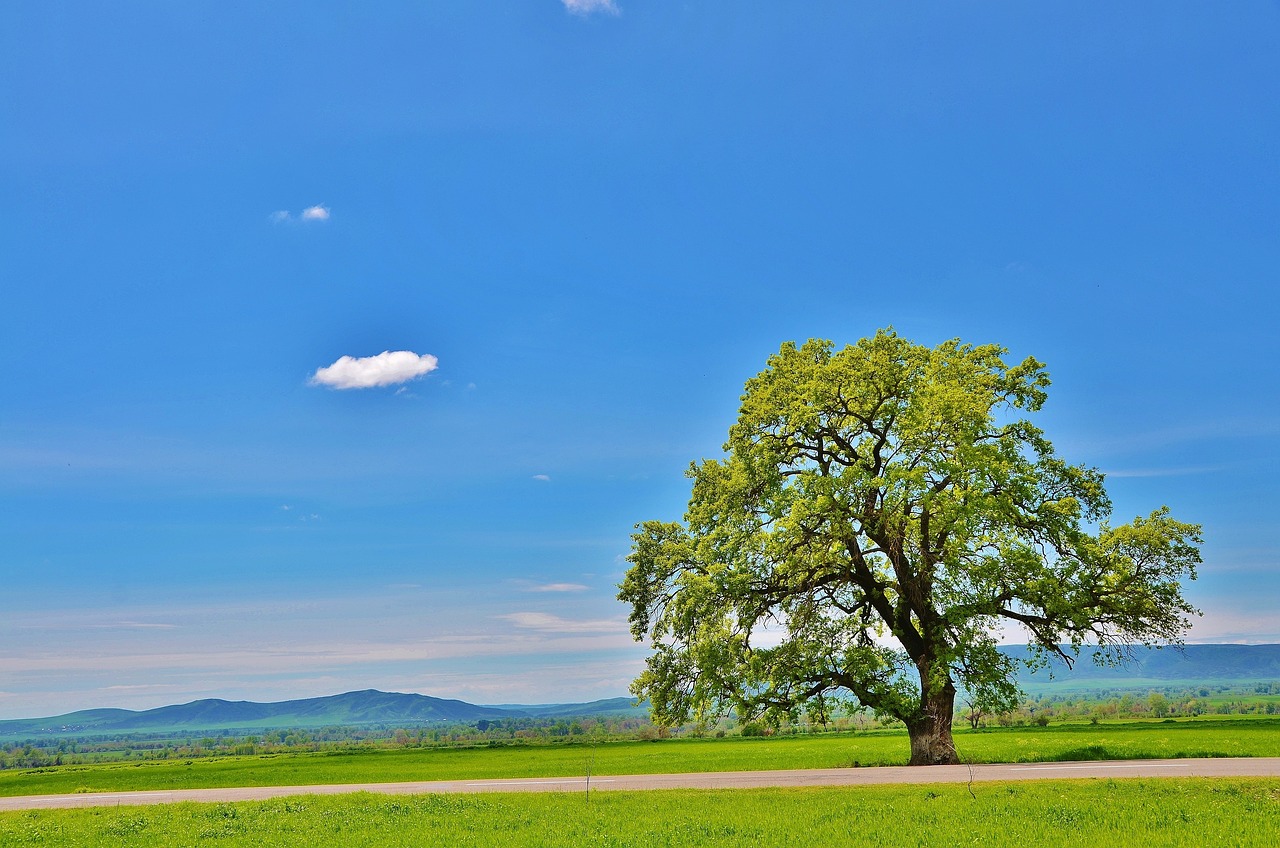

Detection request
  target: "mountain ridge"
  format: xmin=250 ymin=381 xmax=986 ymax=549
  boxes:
xmin=1008 ymin=643 xmax=1280 ymax=686
xmin=0 ymin=690 xmax=645 ymax=739
xmin=5 ymin=645 xmax=1276 ymax=739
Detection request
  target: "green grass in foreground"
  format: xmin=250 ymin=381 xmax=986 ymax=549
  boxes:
xmin=3 ymin=717 xmax=1278 ymax=798
xmin=2 ymin=779 xmax=1277 ymax=847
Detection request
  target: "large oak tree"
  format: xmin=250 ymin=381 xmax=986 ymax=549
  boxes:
xmin=619 ymin=330 xmax=1201 ymax=765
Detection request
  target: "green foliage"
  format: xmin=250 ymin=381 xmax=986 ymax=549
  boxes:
xmin=620 ymin=330 xmax=1202 ymax=764
xmin=3 ymin=780 xmax=1278 ymax=847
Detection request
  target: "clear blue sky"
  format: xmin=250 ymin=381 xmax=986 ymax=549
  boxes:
xmin=2 ymin=1 xmax=1277 ymax=718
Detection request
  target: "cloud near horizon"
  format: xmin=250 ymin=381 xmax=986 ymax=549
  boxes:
xmin=310 ymin=351 xmax=439 ymax=390
xmin=499 ymin=611 xmax=625 ymax=634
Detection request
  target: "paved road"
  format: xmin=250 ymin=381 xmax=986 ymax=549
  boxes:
xmin=3 ymin=757 xmax=1278 ymax=811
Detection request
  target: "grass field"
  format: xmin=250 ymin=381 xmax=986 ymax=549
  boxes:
xmin=1 ymin=779 xmax=1277 ymax=847
xmin=3 ymin=717 xmax=1278 ymax=798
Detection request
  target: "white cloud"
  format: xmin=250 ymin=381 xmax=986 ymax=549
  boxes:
xmin=563 ymin=0 xmax=619 ymax=16
xmin=1186 ymin=613 xmax=1280 ymax=643
xmin=532 ymin=474 xmax=551 ymax=482
xmin=269 ymin=205 xmax=331 ymax=224
xmin=498 ymin=612 xmax=625 ymax=634
xmin=529 ymin=583 xmax=590 ymax=593
xmin=309 ymin=350 xmax=439 ymax=390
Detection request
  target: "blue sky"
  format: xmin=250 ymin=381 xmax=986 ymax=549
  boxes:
xmin=2 ymin=1 xmax=1278 ymax=719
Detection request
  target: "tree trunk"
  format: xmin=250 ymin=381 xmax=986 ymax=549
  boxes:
xmin=906 ymin=681 xmax=960 ymax=766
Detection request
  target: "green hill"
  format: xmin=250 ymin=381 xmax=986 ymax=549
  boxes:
xmin=0 ymin=690 xmax=643 ymax=739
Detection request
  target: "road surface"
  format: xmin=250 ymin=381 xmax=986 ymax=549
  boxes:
xmin=3 ymin=757 xmax=1278 ymax=811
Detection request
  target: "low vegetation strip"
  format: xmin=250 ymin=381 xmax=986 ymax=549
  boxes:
xmin=3 ymin=718 xmax=1279 ymax=799
xmin=2 ymin=779 xmax=1277 ymax=847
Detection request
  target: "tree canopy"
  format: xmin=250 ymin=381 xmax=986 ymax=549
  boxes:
xmin=618 ymin=329 xmax=1201 ymax=764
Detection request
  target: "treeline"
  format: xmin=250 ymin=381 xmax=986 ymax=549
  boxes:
xmin=0 ymin=714 xmax=658 ymax=771
xmin=963 ymin=682 xmax=1280 ymax=729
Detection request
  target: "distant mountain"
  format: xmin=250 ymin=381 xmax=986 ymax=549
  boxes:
xmin=1005 ymin=644 xmax=1280 ymax=688
xmin=7 ymin=646 xmax=1272 ymax=740
xmin=481 ymin=697 xmax=643 ymax=717
xmin=0 ymin=690 xmax=645 ymax=739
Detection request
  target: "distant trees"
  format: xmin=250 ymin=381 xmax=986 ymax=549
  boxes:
xmin=962 ymin=696 xmax=986 ymax=730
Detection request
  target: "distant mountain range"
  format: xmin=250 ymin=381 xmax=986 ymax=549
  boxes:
xmin=4 ymin=645 xmax=1276 ymax=739
xmin=0 ymin=690 xmax=646 ymax=739
xmin=1008 ymin=643 xmax=1280 ymax=688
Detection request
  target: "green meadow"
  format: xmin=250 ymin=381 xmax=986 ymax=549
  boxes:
xmin=2 ymin=779 xmax=1277 ymax=847
xmin=3 ymin=717 xmax=1278 ymax=798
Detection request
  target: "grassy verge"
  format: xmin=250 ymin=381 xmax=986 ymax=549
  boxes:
xmin=3 ymin=717 xmax=1278 ymax=798
xmin=2 ymin=779 xmax=1277 ymax=847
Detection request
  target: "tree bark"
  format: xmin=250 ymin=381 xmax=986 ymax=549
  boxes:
xmin=905 ymin=681 xmax=960 ymax=766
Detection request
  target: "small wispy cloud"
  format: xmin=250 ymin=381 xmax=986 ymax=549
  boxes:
xmin=531 ymin=474 xmax=551 ymax=482
xmin=1061 ymin=418 xmax=1280 ymax=459
xmin=528 ymin=583 xmax=590 ymax=593
xmin=309 ymin=350 xmax=439 ymax=390
xmin=270 ymin=205 xmax=331 ymax=224
xmin=562 ymin=0 xmax=619 ymax=16
xmin=1102 ymin=465 xmax=1224 ymax=478
xmin=499 ymin=612 xmax=624 ymax=634
xmin=1189 ymin=609 xmax=1280 ymax=643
